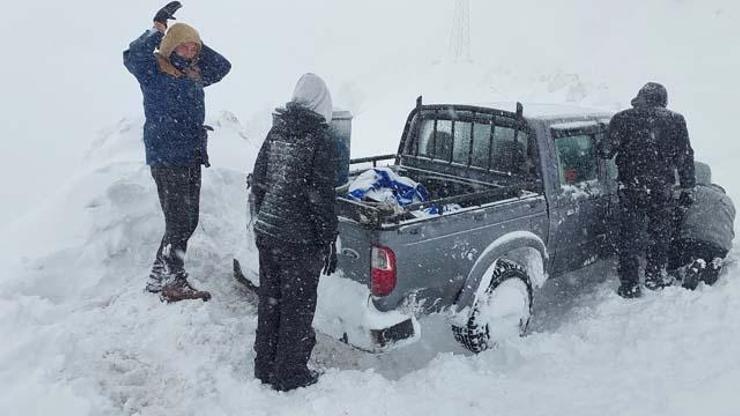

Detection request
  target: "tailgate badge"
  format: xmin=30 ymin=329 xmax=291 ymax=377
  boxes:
xmin=341 ymin=248 xmax=360 ymax=260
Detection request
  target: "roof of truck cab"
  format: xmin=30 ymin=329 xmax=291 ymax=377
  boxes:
xmin=436 ymin=101 xmax=613 ymax=121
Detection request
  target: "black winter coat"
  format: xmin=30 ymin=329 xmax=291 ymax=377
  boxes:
xmin=252 ymin=104 xmax=338 ymax=247
xmin=601 ymin=92 xmax=695 ymax=191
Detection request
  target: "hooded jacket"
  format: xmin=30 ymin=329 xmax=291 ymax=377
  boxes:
xmin=123 ymin=24 xmax=231 ymax=167
xmin=678 ymin=168 xmax=736 ymax=252
xmin=601 ymin=82 xmax=695 ymax=190
xmin=252 ymin=95 xmax=338 ymax=247
xmin=291 ymin=73 xmax=333 ymax=123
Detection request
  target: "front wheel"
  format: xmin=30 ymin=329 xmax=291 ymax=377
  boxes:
xmin=452 ymin=259 xmax=533 ymax=354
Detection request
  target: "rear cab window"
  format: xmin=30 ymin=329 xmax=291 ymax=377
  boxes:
xmin=405 ymin=107 xmax=538 ymax=185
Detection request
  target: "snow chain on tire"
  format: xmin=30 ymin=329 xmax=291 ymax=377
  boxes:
xmin=452 ymin=259 xmax=534 ymax=354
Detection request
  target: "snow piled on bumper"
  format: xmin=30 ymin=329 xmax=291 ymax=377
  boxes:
xmin=315 ymin=274 xmax=419 ymax=352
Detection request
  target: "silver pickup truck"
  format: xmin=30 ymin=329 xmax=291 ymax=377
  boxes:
xmin=239 ymin=99 xmax=630 ymax=353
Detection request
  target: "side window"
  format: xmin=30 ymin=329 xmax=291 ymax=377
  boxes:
xmin=554 ymin=134 xmax=598 ymax=186
xmin=452 ymin=121 xmax=473 ymax=164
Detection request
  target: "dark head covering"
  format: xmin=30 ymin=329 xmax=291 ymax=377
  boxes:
xmin=631 ymin=82 xmax=668 ymax=108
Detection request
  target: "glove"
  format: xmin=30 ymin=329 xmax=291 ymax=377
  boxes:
xmin=322 ymin=241 xmax=338 ymax=276
xmin=678 ymin=189 xmax=695 ymax=208
xmin=154 ymin=1 xmax=183 ymax=26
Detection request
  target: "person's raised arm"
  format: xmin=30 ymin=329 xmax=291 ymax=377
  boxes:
xmin=123 ymin=27 xmax=164 ymax=84
xmin=123 ymin=2 xmax=182 ymax=83
xmin=199 ymin=45 xmax=232 ymax=87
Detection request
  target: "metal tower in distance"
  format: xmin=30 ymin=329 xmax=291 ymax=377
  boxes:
xmin=449 ymin=0 xmax=472 ymax=62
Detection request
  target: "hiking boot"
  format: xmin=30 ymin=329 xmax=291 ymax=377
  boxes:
xmin=681 ymin=259 xmax=706 ymax=291
xmin=254 ymin=363 xmax=274 ymax=386
xmin=145 ymin=262 xmax=167 ymax=294
xmin=702 ymin=258 xmax=723 ymax=286
xmin=255 ymin=371 xmax=273 ymax=386
xmin=160 ymin=272 xmax=212 ymax=303
xmin=645 ymin=274 xmax=675 ymax=291
xmin=617 ymin=282 xmax=642 ymax=299
xmin=272 ymin=370 xmax=320 ymax=392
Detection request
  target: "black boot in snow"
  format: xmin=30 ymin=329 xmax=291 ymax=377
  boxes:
xmin=645 ymin=274 xmax=675 ymax=291
xmin=681 ymin=259 xmax=707 ymax=291
xmin=617 ymin=282 xmax=642 ymax=299
xmin=701 ymin=258 xmax=723 ymax=286
xmin=160 ymin=272 xmax=212 ymax=303
xmin=145 ymin=262 xmax=167 ymax=294
xmin=273 ymin=370 xmax=320 ymax=392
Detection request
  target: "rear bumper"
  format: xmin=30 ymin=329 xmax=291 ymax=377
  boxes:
xmin=358 ymin=298 xmax=420 ymax=353
xmin=314 ymin=276 xmax=420 ymax=353
xmin=370 ymin=317 xmax=417 ymax=350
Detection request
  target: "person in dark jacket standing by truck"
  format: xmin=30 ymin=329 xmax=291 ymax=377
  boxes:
xmin=251 ymin=73 xmax=338 ymax=391
xmin=600 ymin=82 xmax=696 ymax=299
xmin=123 ymin=2 xmax=231 ymax=303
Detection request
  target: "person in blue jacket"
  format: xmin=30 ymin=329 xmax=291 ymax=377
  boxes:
xmin=124 ymin=2 xmax=231 ymax=303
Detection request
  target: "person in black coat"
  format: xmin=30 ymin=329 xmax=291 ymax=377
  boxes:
xmin=251 ymin=73 xmax=338 ymax=391
xmin=600 ymin=82 xmax=696 ymax=298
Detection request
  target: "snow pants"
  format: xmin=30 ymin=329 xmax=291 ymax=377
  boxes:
xmin=254 ymin=235 xmax=323 ymax=387
xmin=617 ymin=187 xmax=674 ymax=285
xmin=151 ymin=166 xmax=202 ymax=275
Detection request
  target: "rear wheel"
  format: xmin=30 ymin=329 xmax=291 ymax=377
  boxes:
xmin=452 ymin=259 xmax=533 ymax=354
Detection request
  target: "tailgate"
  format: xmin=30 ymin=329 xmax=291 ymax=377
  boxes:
xmin=336 ymin=219 xmax=375 ymax=286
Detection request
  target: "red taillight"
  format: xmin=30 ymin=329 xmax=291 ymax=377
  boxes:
xmin=371 ymin=245 xmax=397 ymax=297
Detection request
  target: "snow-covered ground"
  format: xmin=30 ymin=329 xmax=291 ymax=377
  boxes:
xmin=1 ymin=101 xmax=739 ymax=416
xmin=2 ymin=0 xmax=740 ymax=415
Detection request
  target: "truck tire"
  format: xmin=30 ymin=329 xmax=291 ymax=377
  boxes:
xmin=452 ymin=259 xmax=533 ymax=354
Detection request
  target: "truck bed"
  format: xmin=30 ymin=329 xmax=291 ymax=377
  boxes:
xmin=337 ymin=155 xmax=532 ymax=228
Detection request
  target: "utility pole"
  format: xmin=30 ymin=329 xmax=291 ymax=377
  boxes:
xmin=449 ymin=0 xmax=472 ymax=62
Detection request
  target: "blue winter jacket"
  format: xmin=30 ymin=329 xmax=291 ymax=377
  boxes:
xmin=123 ymin=30 xmax=231 ymax=167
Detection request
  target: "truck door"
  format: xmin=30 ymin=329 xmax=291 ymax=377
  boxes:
xmin=549 ymin=124 xmax=611 ymax=275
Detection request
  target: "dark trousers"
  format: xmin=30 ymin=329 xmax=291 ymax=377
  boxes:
xmin=254 ymin=235 xmax=323 ymax=386
xmin=617 ymin=187 xmax=674 ymax=284
xmin=151 ymin=166 xmax=202 ymax=275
